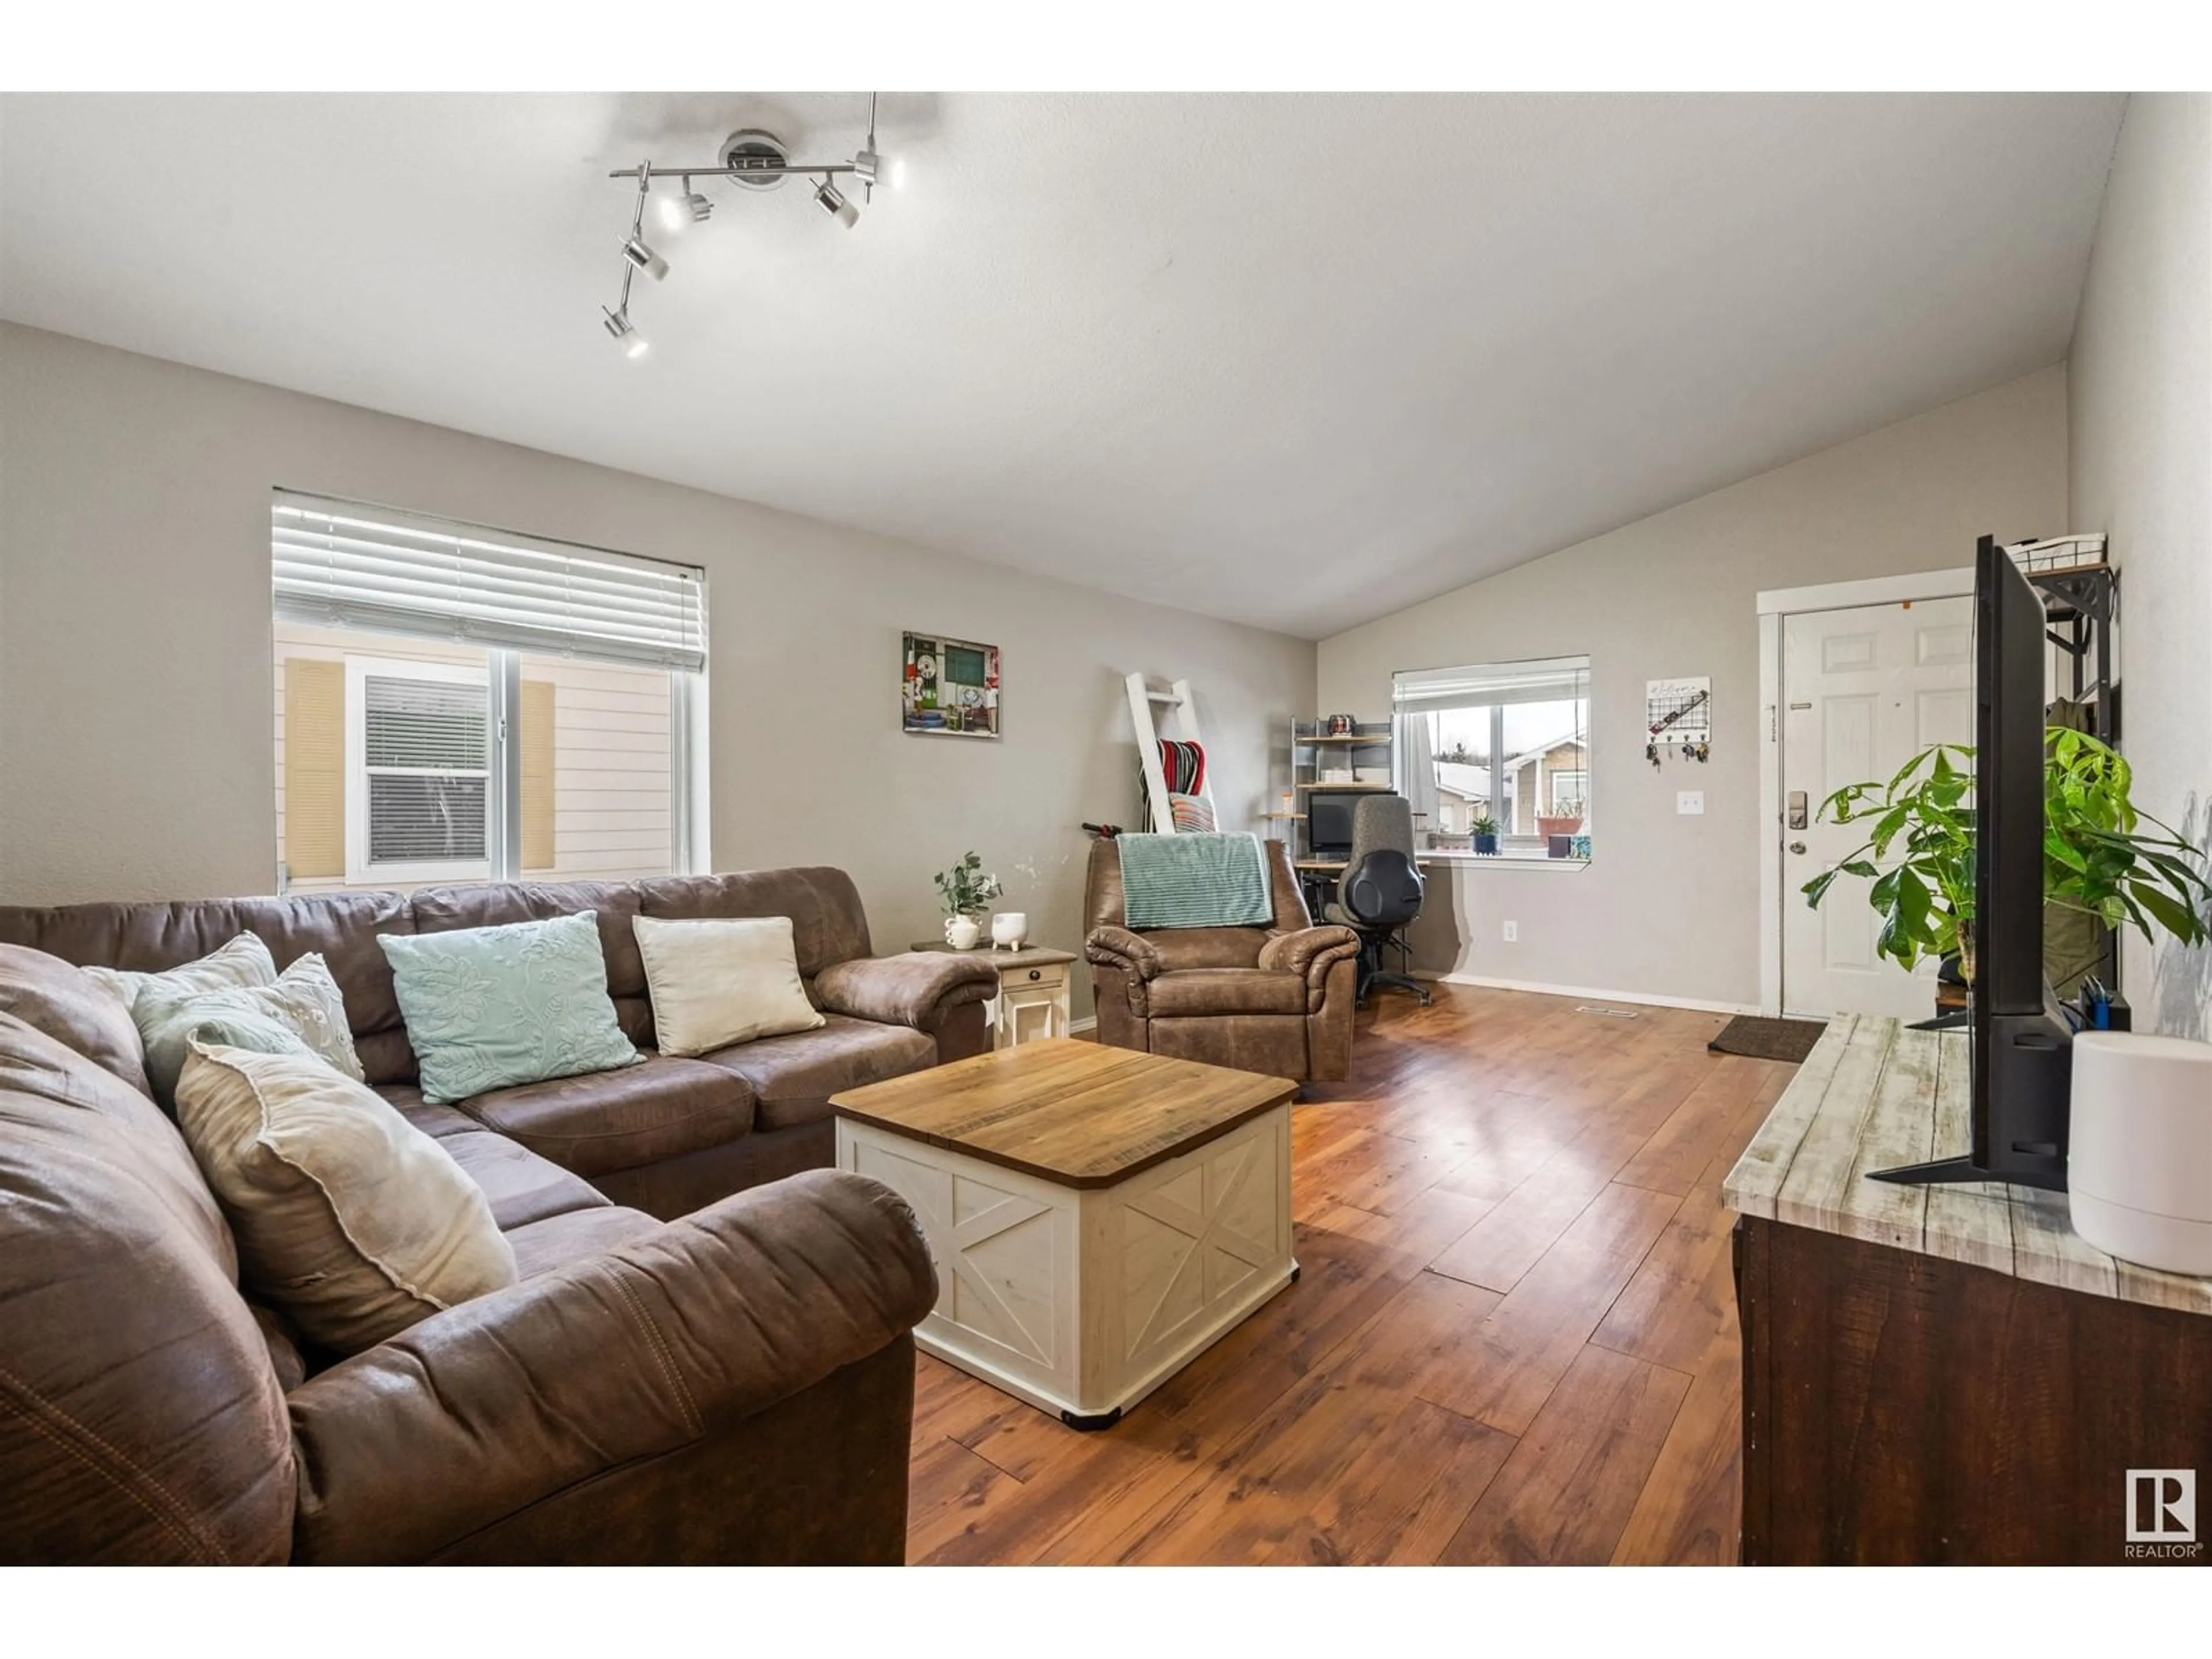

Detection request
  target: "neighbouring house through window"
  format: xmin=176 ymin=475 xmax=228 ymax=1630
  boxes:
xmin=354 ymin=658 xmax=490 ymax=880
xmin=271 ymin=493 xmax=707 ymax=894
xmin=1391 ymin=655 xmax=1592 ymax=862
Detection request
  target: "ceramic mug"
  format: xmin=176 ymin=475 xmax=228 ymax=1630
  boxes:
xmin=991 ymin=911 xmax=1029 ymax=951
xmin=945 ymin=915 xmax=982 ymax=949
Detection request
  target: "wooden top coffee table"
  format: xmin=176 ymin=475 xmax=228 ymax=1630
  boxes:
xmin=832 ymin=1039 xmax=1298 ymax=1428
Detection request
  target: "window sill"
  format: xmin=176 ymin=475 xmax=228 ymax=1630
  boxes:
xmin=1420 ymin=851 xmax=1592 ymax=873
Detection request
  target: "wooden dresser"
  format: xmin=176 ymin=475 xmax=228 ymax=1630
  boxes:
xmin=1723 ymin=1015 xmax=2212 ymax=1565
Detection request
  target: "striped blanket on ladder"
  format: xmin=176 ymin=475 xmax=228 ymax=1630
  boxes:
xmin=1143 ymin=739 xmax=1216 ymax=833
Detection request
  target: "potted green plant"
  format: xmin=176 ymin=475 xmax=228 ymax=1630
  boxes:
xmin=1471 ymin=810 xmax=1500 ymax=855
xmin=1801 ymin=729 xmax=2209 ymax=982
xmin=933 ymin=851 xmax=1003 ymax=950
xmin=2043 ymin=725 xmax=2212 ymax=957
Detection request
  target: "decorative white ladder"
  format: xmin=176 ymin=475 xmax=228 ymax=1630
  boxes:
xmin=1124 ymin=673 xmax=1214 ymax=834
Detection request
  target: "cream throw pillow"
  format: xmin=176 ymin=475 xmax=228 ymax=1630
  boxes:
xmin=176 ymin=1037 xmax=518 ymax=1353
xmin=632 ymin=915 xmax=825 ymax=1056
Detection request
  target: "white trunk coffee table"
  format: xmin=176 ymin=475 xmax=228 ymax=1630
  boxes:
xmin=832 ymin=1038 xmax=1298 ymax=1429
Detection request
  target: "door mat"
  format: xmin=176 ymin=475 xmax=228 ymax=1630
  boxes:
xmin=1708 ymin=1016 xmax=1827 ymax=1064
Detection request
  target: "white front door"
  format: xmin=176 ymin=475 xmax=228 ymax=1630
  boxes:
xmin=1781 ymin=596 xmax=1974 ymax=1018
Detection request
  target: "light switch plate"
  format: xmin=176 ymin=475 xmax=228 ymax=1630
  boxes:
xmin=1677 ymin=791 xmax=1705 ymax=815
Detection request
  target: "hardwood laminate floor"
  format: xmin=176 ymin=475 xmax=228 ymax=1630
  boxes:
xmin=902 ymin=983 xmax=1800 ymax=1566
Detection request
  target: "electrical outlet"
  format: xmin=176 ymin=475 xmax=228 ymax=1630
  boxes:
xmin=1502 ymin=920 xmax=1518 ymax=943
xmin=1677 ymin=791 xmax=1705 ymax=815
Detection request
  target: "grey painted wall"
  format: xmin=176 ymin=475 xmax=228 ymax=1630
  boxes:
xmin=1316 ymin=366 xmax=2070 ymax=1010
xmin=2069 ymin=94 xmax=2212 ymax=1039
xmin=0 ymin=323 xmax=1316 ymax=1020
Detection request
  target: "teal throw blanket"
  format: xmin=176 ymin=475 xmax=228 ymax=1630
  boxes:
xmin=1118 ymin=832 xmax=1272 ymax=930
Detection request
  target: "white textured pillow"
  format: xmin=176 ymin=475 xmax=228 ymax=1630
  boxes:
xmin=236 ymin=952 xmax=363 ymax=1081
xmin=175 ymin=1037 xmax=518 ymax=1353
xmin=632 ymin=915 xmax=825 ymax=1056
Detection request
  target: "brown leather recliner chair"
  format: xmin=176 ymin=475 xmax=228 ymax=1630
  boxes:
xmin=1084 ymin=838 xmax=1360 ymax=1082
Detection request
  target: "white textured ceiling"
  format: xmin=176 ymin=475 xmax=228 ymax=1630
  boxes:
xmin=0 ymin=92 xmax=2124 ymax=638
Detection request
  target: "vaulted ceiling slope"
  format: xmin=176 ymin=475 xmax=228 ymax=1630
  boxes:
xmin=0 ymin=92 xmax=2123 ymax=638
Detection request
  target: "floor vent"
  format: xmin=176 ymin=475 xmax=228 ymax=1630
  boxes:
xmin=1575 ymin=1005 xmax=1641 ymax=1019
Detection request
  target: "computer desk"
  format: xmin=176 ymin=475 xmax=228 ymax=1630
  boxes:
xmin=1294 ymin=855 xmax=1446 ymax=916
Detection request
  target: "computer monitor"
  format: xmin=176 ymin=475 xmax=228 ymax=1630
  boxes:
xmin=1306 ymin=790 xmax=1367 ymax=859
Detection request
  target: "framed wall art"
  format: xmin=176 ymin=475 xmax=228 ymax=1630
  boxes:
xmin=903 ymin=632 xmax=1001 ymax=738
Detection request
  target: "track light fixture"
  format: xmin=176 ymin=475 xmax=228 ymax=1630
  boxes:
xmin=594 ymin=93 xmax=893 ymax=353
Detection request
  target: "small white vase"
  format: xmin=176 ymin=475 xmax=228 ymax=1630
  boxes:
xmin=944 ymin=915 xmax=982 ymax=950
xmin=991 ymin=911 xmax=1029 ymax=951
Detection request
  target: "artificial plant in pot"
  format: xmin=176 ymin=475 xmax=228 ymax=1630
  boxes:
xmin=1801 ymin=729 xmax=2210 ymax=983
xmin=933 ymin=851 xmax=1003 ymax=950
xmin=1471 ymin=809 xmax=1500 ymax=856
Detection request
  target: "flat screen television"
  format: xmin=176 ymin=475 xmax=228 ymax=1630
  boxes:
xmin=1307 ymin=790 xmax=1368 ymax=860
xmin=1872 ymin=535 xmax=2073 ymax=1191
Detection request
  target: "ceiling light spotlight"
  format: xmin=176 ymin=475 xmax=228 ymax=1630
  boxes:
xmin=851 ymin=93 xmax=899 ymax=200
xmin=681 ymin=187 xmax=713 ymax=223
xmin=601 ymin=306 xmax=648 ymax=359
xmin=657 ymin=191 xmax=685 ymax=233
xmin=621 ymin=235 xmax=669 ymax=280
xmin=815 ymin=179 xmax=859 ymax=229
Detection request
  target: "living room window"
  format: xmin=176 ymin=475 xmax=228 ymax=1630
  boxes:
xmin=272 ymin=492 xmax=707 ymax=893
xmin=1391 ymin=655 xmax=1592 ymax=862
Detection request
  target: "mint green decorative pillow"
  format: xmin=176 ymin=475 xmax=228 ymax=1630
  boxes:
xmin=134 ymin=950 xmax=363 ymax=1108
xmin=377 ymin=912 xmax=641 ymax=1105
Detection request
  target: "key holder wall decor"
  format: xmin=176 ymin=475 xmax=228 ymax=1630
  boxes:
xmin=1646 ymin=676 xmax=1712 ymax=769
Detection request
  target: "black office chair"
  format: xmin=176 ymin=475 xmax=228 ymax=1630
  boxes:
xmin=1325 ymin=794 xmax=1431 ymax=1007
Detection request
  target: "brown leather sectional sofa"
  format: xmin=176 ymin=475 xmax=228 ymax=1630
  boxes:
xmin=1083 ymin=837 xmax=1361 ymax=1082
xmin=0 ymin=868 xmax=998 ymax=1564
xmin=0 ymin=868 xmax=999 ymax=1217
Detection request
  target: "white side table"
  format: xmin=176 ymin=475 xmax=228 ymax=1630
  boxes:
xmin=908 ymin=942 xmax=1078 ymax=1050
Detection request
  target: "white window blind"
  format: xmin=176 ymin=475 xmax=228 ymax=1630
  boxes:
xmin=1391 ymin=654 xmax=1590 ymax=713
xmin=272 ymin=492 xmax=707 ymax=672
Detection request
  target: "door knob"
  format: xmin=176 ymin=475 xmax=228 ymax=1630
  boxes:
xmin=1789 ymin=840 xmax=1808 ymax=855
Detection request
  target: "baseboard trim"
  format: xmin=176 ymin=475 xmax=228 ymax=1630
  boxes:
xmin=1069 ymin=1016 xmax=1097 ymax=1035
xmin=1418 ymin=971 xmax=1759 ymax=1017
